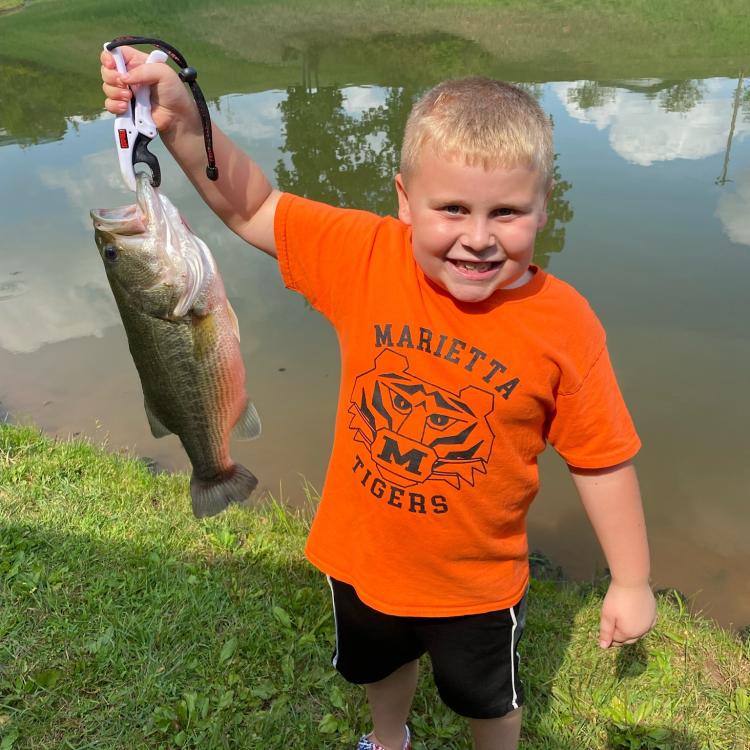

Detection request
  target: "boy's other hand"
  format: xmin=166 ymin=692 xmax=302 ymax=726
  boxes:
xmin=100 ymin=45 xmax=196 ymax=134
xmin=598 ymin=580 xmax=656 ymax=649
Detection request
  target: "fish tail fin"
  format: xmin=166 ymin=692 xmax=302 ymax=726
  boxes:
xmin=190 ymin=463 xmax=259 ymax=518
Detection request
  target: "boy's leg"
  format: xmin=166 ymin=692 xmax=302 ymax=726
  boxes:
xmin=365 ymin=659 xmax=419 ymax=749
xmin=469 ymin=708 xmax=522 ymax=750
xmin=420 ymin=590 xmax=528 ymax=750
xmin=326 ymin=579 xmax=423 ymax=749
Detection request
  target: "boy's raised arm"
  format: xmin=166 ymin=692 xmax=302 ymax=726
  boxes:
xmin=568 ymin=460 xmax=657 ymax=649
xmin=164 ymin=120 xmax=281 ymax=257
xmin=101 ymin=46 xmax=281 ymax=257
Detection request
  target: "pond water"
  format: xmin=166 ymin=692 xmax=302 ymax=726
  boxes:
xmin=1 ymin=19 xmax=749 ymax=630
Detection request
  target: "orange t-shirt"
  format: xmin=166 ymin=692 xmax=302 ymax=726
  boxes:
xmin=274 ymin=193 xmax=641 ymax=617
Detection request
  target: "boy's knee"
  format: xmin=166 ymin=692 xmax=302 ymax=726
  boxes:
xmin=433 ymin=671 xmax=523 ymax=720
xmin=469 ymin=709 xmax=523 ymax=750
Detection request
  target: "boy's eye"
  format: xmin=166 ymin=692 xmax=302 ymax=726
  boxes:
xmin=442 ymin=205 xmax=464 ymax=215
xmin=493 ymin=207 xmax=515 ymax=218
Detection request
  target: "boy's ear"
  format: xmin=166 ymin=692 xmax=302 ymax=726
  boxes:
xmin=395 ymin=174 xmax=412 ymax=224
xmin=537 ymin=181 xmax=555 ymax=230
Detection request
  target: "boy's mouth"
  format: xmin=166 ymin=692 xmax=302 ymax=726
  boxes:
xmin=449 ymin=259 xmax=501 ymax=276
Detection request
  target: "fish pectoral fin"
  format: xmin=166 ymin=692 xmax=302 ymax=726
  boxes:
xmin=174 ymin=235 xmax=215 ymax=318
xmin=232 ymin=400 xmax=262 ymax=441
xmin=144 ymin=400 xmax=172 ymax=438
xmin=226 ymin=299 xmax=240 ymax=342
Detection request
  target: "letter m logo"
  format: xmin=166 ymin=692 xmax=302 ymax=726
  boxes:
xmin=378 ymin=436 xmax=426 ymax=473
xmin=371 ymin=431 xmax=437 ymax=486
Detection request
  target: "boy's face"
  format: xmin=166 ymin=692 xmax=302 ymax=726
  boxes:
xmin=395 ymin=148 xmax=550 ymax=304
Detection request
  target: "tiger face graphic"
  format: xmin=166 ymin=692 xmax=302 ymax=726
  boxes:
xmin=348 ymin=349 xmax=495 ymax=489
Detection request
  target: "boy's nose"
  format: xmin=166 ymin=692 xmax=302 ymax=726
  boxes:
xmin=461 ymin=217 xmax=494 ymax=252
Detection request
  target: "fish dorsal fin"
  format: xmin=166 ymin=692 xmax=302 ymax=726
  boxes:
xmin=144 ymin=399 xmax=172 ymax=438
xmin=233 ymin=400 xmax=261 ymax=441
xmin=226 ymin=299 xmax=240 ymax=342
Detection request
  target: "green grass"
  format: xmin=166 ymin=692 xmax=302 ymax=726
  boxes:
xmin=3 ymin=0 xmax=749 ymax=147
xmin=3 ymin=1 xmax=750 ymax=97
xmin=3 ymin=1 xmax=749 ymax=87
xmin=1 ymin=423 xmax=748 ymax=749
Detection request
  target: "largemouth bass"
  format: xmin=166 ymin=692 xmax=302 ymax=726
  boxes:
xmin=91 ymin=173 xmax=260 ymax=518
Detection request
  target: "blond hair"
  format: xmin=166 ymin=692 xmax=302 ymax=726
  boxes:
xmin=400 ymin=77 xmax=553 ymax=188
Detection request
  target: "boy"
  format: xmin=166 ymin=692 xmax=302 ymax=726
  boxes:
xmin=101 ymin=54 xmax=656 ymax=750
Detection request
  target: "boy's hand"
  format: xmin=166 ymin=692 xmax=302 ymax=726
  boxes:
xmin=598 ymin=580 xmax=656 ymax=649
xmin=100 ymin=44 xmax=279 ymax=256
xmin=100 ymin=46 xmax=196 ymax=134
xmin=569 ymin=461 xmax=656 ymax=650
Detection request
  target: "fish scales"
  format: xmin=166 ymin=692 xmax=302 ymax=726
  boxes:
xmin=91 ymin=173 xmax=261 ymax=518
xmin=120 ymin=307 xmax=233 ymax=475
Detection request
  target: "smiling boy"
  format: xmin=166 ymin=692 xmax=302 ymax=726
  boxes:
xmin=396 ymin=158 xmax=546 ymax=301
xmin=101 ymin=57 xmax=656 ymax=750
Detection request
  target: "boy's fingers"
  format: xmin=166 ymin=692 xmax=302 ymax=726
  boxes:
xmin=599 ymin=614 xmax=615 ymax=649
xmin=119 ymin=45 xmax=148 ymax=66
xmin=102 ymin=82 xmax=131 ymax=102
xmin=105 ymin=98 xmax=130 ymax=115
xmin=100 ymin=45 xmax=146 ymax=67
xmin=118 ymin=60 xmax=168 ymax=87
xmin=101 ymin=64 xmax=121 ymax=85
xmin=101 ymin=71 xmax=130 ymax=95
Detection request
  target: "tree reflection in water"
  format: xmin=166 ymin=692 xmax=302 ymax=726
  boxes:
xmin=276 ymin=85 xmax=414 ymax=216
xmin=276 ymin=82 xmax=573 ymax=269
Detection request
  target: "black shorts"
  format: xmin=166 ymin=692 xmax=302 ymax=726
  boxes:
xmin=327 ymin=578 xmax=528 ymax=719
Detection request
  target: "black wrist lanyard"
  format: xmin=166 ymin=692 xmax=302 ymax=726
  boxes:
xmin=106 ymin=36 xmax=219 ymax=182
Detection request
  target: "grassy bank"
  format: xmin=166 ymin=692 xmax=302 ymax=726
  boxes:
xmin=1 ymin=0 xmax=750 ymax=147
xmin=3 ymin=0 xmax=749 ymax=81
xmin=0 ymin=424 xmax=748 ymax=749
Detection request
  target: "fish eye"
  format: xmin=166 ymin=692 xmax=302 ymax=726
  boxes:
xmin=103 ymin=246 xmax=118 ymax=261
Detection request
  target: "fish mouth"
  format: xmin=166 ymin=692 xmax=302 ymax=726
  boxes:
xmin=90 ymin=173 xmax=161 ymax=236
xmin=90 ymin=203 xmax=146 ymax=235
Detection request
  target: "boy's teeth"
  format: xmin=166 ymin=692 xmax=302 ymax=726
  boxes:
xmin=456 ymin=261 xmax=492 ymax=272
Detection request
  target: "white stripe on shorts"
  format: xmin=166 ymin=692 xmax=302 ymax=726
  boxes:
xmin=509 ymin=602 xmax=519 ymax=710
xmin=326 ymin=576 xmax=340 ymax=668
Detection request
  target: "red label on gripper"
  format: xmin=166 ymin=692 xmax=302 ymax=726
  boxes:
xmin=117 ymin=129 xmax=129 ymax=149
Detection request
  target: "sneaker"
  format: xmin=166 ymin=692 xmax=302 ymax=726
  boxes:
xmin=356 ymin=725 xmax=411 ymax=750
